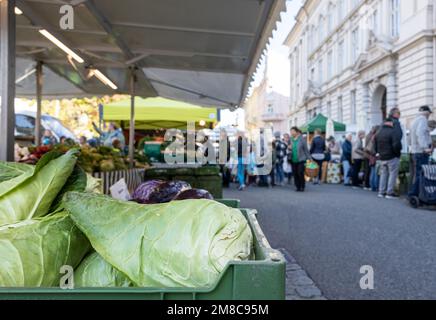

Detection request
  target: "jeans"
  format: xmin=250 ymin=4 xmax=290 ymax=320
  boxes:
xmin=408 ymin=153 xmax=430 ymax=197
xmin=275 ymin=162 xmax=285 ymax=184
xmin=378 ymin=157 xmax=400 ymax=196
xmin=351 ymin=159 xmax=363 ymax=187
xmin=237 ymin=157 xmax=246 ymax=187
xmin=370 ymin=166 xmax=379 ymax=192
xmin=291 ymin=162 xmax=306 ymax=191
xmin=342 ymin=160 xmax=351 ymax=185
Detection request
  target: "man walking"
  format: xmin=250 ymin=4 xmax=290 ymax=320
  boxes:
xmin=375 ymin=118 xmax=402 ymax=199
xmin=408 ymin=106 xmax=433 ymax=198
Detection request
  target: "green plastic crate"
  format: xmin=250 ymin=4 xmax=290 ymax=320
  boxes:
xmin=144 ymin=168 xmax=170 ymax=179
xmin=194 ymin=166 xmax=220 ymax=176
xmin=0 ymin=207 xmax=285 ymax=300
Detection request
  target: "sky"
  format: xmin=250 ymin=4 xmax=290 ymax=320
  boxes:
xmin=220 ymin=0 xmax=303 ymax=128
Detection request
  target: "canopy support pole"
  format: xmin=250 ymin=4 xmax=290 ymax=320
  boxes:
xmin=0 ymin=0 xmax=16 ymax=161
xmin=129 ymin=68 xmax=137 ymax=168
xmin=35 ymin=61 xmax=43 ymax=145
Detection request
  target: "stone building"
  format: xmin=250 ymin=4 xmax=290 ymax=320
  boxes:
xmin=284 ymin=0 xmax=436 ymax=133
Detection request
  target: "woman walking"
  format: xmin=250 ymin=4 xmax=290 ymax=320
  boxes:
xmin=288 ymin=127 xmax=311 ymax=192
xmin=310 ymin=128 xmax=326 ymax=184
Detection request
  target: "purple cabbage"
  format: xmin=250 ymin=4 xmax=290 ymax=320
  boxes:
xmin=131 ymin=180 xmax=165 ymax=204
xmin=147 ymin=180 xmax=191 ymax=204
xmin=174 ymin=189 xmax=214 ymax=201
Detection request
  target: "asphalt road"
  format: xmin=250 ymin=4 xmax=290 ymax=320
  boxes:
xmin=224 ymin=183 xmax=436 ymax=300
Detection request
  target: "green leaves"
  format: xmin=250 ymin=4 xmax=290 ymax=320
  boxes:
xmin=0 ymin=212 xmax=90 ymax=287
xmin=75 ymin=252 xmax=132 ymax=288
xmin=64 ymin=192 xmax=253 ymax=288
xmin=0 ymin=150 xmax=78 ymax=226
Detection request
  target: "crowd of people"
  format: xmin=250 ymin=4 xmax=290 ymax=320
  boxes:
xmin=230 ymin=106 xmax=435 ymax=202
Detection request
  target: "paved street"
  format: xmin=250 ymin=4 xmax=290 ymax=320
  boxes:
xmin=224 ymin=183 xmax=436 ymax=300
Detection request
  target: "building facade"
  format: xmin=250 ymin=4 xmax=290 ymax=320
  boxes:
xmin=284 ymin=0 xmax=436 ymax=134
xmin=244 ymin=76 xmax=290 ymax=134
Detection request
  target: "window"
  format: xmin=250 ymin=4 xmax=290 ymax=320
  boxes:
xmin=351 ymin=28 xmax=359 ymax=62
xmin=327 ymin=101 xmax=332 ymax=118
xmin=337 ymin=40 xmax=344 ymax=72
xmin=337 ymin=96 xmax=343 ymax=122
xmin=318 ymin=59 xmax=323 ymax=84
xmin=327 ymin=50 xmax=333 ymax=79
xmin=267 ymin=104 xmax=274 ymax=114
xmin=390 ymin=0 xmax=400 ymax=37
xmin=372 ymin=9 xmax=378 ymax=34
xmin=351 ymin=90 xmax=357 ymax=124
xmin=337 ymin=0 xmax=344 ymax=21
xmin=310 ymin=67 xmax=315 ymax=81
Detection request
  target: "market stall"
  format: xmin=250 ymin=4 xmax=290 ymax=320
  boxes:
xmin=300 ymin=113 xmax=347 ymax=134
xmin=0 ymin=0 xmax=287 ymax=299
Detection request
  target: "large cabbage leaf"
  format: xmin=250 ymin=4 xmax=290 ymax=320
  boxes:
xmin=0 ymin=162 xmax=34 ymax=184
xmin=0 ymin=150 xmax=78 ymax=226
xmin=64 ymin=192 xmax=253 ymax=288
xmin=75 ymin=252 xmax=132 ymax=287
xmin=0 ymin=211 xmax=90 ymax=287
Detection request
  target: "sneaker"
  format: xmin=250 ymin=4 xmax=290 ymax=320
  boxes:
xmin=238 ymin=185 xmax=246 ymax=191
xmin=363 ymin=188 xmax=372 ymax=191
xmin=378 ymin=194 xmax=385 ymax=198
xmin=386 ymin=194 xmax=400 ymax=200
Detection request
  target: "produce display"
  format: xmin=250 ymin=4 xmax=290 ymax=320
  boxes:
xmin=15 ymin=144 xmax=149 ymax=173
xmin=0 ymin=151 xmax=253 ymax=289
xmin=131 ymin=180 xmax=212 ymax=204
xmin=174 ymin=189 xmax=213 ymax=201
xmin=64 ymin=192 xmax=253 ymax=288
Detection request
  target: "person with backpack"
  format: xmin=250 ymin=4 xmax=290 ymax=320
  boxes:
xmin=309 ymin=129 xmax=326 ymax=185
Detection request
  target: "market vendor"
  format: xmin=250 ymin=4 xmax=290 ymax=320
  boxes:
xmin=93 ymin=122 xmax=126 ymax=149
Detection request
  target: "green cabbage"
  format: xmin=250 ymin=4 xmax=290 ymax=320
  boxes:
xmin=0 ymin=162 xmax=34 ymax=184
xmin=0 ymin=150 xmax=78 ymax=226
xmin=0 ymin=212 xmax=90 ymax=287
xmin=75 ymin=252 xmax=132 ymax=287
xmin=64 ymin=192 xmax=253 ymax=288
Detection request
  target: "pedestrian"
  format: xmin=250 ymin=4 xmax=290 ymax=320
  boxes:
xmin=237 ymin=134 xmax=248 ymax=191
xmin=274 ymin=132 xmax=288 ymax=186
xmin=365 ymin=126 xmax=381 ymax=192
xmin=408 ymin=106 xmax=433 ymax=198
xmin=93 ymin=122 xmax=126 ymax=149
xmin=362 ymin=127 xmax=379 ymax=191
xmin=283 ymin=133 xmax=293 ymax=183
xmin=219 ymin=130 xmax=231 ymax=188
xmin=270 ymin=140 xmax=277 ymax=187
xmin=374 ymin=119 xmax=402 ymax=199
xmin=309 ymin=128 xmax=326 ymax=184
xmin=351 ymin=131 xmax=366 ymax=188
xmin=246 ymin=143 xmax=258 ymax=186
xmin=341 ymin=133 xmax=353 ymax=186
xmin=288 ymin=127 xmax=311 ymax=192
xmin=389 ymin=107 xmax=403 ymax=141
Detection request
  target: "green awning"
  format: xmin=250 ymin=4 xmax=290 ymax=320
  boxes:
xmin=103 ymin=97 xmax=218 ymax=130
xmin=300 ymin=114 xmax=346 ymax=133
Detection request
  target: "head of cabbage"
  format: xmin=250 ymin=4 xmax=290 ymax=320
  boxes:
xmin=64 ymin=192 xmax=253 ymax=288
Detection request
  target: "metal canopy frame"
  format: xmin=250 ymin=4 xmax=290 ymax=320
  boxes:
xmin=0 ymin=0 xmax=285 ymax=161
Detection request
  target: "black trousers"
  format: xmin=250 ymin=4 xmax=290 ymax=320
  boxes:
xmin=291 ymin=162 xmax=306 ymax=191
xmin=351 ymin=159 xmax=363 ymax=187
xmin=363 ymin=159 xmax=371 ymax=188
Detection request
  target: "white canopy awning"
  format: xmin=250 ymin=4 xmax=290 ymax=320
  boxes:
xmin=4 ymin=0 xmax=286 ymax=108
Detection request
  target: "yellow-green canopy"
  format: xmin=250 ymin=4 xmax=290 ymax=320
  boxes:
xmin=103 ymin=97 xmax=218 ymax=130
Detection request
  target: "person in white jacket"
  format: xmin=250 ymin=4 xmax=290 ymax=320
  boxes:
xmin=408 ymin=106 xmax=433 ymax=197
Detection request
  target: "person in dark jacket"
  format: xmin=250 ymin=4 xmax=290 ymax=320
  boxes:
xmin=341 ymin=133 xmax=353 ymax=186
xmin=389 ymin=108 xmax=403 ymax=142
xmin=374 ymin=118 xmax=403 ymax=199
xmin=309 ymin=129 xmax=326 ymax=184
